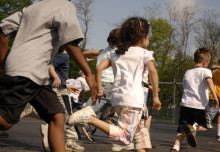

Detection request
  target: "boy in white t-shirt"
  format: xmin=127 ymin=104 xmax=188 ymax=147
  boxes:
xmin=66 ymin=70 xmax=90 ymax=105
xmin=170 ymin=48 xmax=219 ymax=152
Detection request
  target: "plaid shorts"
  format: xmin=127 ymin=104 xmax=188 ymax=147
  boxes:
xmin=109 ymin=106 xmax=152 ymax=150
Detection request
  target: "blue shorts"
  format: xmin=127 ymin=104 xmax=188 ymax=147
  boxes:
xmin=208 ymin=100 xmax=220 ymax=120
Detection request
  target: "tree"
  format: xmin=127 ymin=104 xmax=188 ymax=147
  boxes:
xmin=0 ymin=0 xmax=33 ymax=21
xmin=148 ymin=18 xmax=175 ymax=81
xmin=72 ymin=0 xmax=94 ymax=50
xmin=166 ymin=1 xmax=196 ymax=82
xmin=195 ymin=10 xmax=220 ymax=64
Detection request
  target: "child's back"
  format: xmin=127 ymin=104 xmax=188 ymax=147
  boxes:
xmin=110 ymin=47 xmax=154 ymax=108
xmin=181 ymin=67 xmax=212 ymax=109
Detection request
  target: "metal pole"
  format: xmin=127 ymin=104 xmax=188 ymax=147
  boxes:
xmin=173 ymin=78 xmax=176 ymax=124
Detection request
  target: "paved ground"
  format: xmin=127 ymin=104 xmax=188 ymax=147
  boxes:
xmin=0 ymin=118 xmax=219 ymax=152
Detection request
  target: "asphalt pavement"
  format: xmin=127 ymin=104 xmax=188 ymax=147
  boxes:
xmin=0 ymin=118 xmax=219 ymax=152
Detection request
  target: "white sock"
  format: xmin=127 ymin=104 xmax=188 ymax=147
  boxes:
xmin=173 ymin=145 xmax=180 ymax=151
xmin=193 ymin=122 xmax=198 ymax=132
xmin=217 ymin=124 xmax=220 ymax=136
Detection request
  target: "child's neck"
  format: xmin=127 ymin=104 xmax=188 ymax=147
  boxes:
xmin=194 ymin=63 xmax=204 ymax=68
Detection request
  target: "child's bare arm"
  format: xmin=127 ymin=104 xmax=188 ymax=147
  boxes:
xmin=0 ymin=28 xmax=8 ymax=75
xmin=83 ymin=49 xmax=103 ymax=57
xmin=95 ymin=58 xmax=111 ymax=105
xmin=206 ymin=78 xmax=219 ymax=109
xmin=64 ymin=39 xmax=97 ymax=102
xmin=146 ymin=60 xmax=161 ymax=110
xmin=49 ymin=64 xmax=61 ymax=88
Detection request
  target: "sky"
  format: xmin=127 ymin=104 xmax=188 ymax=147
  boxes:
xmin=83 ymin=0 xmax=220 ymax=50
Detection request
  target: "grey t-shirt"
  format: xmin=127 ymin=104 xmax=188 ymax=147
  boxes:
xmin=0 ymin=0 xmax=84 ymax=85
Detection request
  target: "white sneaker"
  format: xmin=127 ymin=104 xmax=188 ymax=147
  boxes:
xmin=111 ymin=143 xmax=134 ymax=151
xmin=65 ymin=140 xmax=85 ymax=152
xmin=66 ymin=106 xmax=96 ymax=126
xmin=40 ymin=123 xmax=50 ymax=152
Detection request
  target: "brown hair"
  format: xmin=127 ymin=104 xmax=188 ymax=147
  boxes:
xmin=79 ymin=70 xmax=84 ymax=77
xmin=107 ymin=28 xmax=120 ymax=47
xmin=216 ymin=58 xmax=220 ymax=65
xmin=116 ymin=17 xmax=150 ymax=55
xmin=194 ymin=47 xmax=211 ymax=63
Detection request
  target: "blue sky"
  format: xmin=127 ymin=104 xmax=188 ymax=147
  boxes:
xmin=83 ymin=0 xmax=220 ymax=50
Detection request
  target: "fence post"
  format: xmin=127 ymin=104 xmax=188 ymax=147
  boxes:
xmin=173 ymin=78 xmax=176 ymax=124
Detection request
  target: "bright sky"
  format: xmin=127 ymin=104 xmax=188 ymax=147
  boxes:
xmin=85 ymin=0 xmax=220 ymax=50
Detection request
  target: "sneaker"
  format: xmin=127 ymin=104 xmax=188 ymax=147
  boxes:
xmin=111 ymin=143 xmax=134 ymax=151
xmin=65 ymin=140 xmax=85 ymax=152
xmin=107 ymin=118 xmax=118 ymax=126
xmin=170 ymin=148 xmax=180 ymax=152
xmin=100 ymin=106 xmax=115 ymax=121
xmin=66 ymin=106 xmax=96 ymax=126
xmin=184 ymin=124 xmax=196 ymax=147
xmin=0 ymin=131 xmax=9 ymax=138
xmin=81 ymin=127 xmax=94 ymax=142
xmin=216 ymin=136 xmax=220 ymax=142
xmin=40 ymin=123 xmax=50 ymax=152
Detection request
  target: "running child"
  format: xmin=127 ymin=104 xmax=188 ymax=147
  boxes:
xmin=207 ymin=58 xmax=220 ymax=141
xmin=0 ymin=1 xmax=96 ymax=152
xmin=81 ymin=28 xmax=120 ymax=143
xmin=170 ymin=48 xmax=219 ymax=152
xmin=67 ymin=17 xmax=161 ymax=152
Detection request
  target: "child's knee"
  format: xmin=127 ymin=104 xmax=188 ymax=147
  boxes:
xmin=217 ymin=110 xmax=220 ymax=115
xmin=52 ymin=113 xmax=66 ymax=122
xmin=0 ymin=122 xmax=13 ymax=131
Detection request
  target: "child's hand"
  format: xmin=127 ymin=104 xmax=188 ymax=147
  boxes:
xmin=85 ymin=74 xmax=97 ymax=104
xmin=152 ymin=97 xmax=161 ymax=111
xmin=68 ymin=86 xmax=81 ymax=94
xmin=95 ymin=93 xmax=106 ymax=104
xmin=213 ymin=98 xmax=219 ymax=109
xmin=53 ymin=77 xmax=61 ymax=88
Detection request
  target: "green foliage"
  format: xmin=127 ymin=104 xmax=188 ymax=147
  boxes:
xmin=68 ymin=55 xmax=97 ymax=79
xmin=0 ymin=0 xmax=33 ymax=21
xmin=68 ymin=51 xmax=97 ymax=102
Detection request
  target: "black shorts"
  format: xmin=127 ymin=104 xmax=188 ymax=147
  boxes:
xmin=177 ymin=106 xmax=207 ymax=133
xmin=0 ymin=75 xmax=65 ymax=124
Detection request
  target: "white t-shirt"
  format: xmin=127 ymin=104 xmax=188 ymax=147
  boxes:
xmin=108 ymin=47 xmax=154 ymax=108
xmin=181 ymin=67 xmax=212 ymax=109
xmin=96 ymin=45 xmax=115 ymax=83
xmin=66 ymin=77 xmax=90 ymax=103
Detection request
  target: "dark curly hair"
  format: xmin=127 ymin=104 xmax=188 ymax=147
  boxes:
xmin=116 ymin=17 xmax=150 ymax=55
xmin=107 ymin=28 xmax=120 ymax=47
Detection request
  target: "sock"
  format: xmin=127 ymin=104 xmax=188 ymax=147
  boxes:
xmin=173 ymin=145 xmax=180 ymax=151
xmin=217 ymin=124 xmax=220 ymax=136
xmin=193 ymin=122 xmax=198 ymax=132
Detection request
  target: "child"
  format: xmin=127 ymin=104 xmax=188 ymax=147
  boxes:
xmin=67 ymin=17 xmax=161 ymax=152
xmin=67 ymin=70 xmax=90 ymax=104
xmin=81 ymin=28 xmax=120 ymax=143
xmin=207 ymin=58 xmax=220 ymax=141
xmin=0 ymin=1 xmax=96 ymax=152
xmin=170 ymin=48 xmax=219 ymax=152
xmin=66 ymin=70 xmax=90 ymax=111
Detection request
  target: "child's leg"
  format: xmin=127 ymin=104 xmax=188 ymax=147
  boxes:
xmin=173 ymin=133 xmax=185 ymax=147
xmin=89 ymin=116 xmax=110 ymax=134
xmin=0 ymin=116 xmax=13 ymax=130
xmin=48 ymin=113 xmax=66 ymax=152
xmin=217 ymin=110 xmax=220 ymax=138
xmin=144 ymin=115 xmax=152 ymax=130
